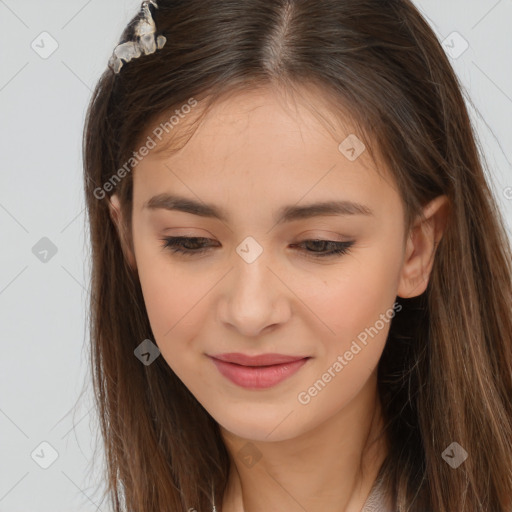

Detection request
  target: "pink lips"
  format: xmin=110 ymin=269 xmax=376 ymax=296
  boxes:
xmin=208 ymin=352 xmax=310 ymax=389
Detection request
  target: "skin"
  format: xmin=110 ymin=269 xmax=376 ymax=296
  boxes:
xmin=109 ymin=85 xmax=448 ymax=512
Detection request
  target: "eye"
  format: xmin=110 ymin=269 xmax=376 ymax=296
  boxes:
xmin=290 ymin=239 xmax=354 ymax=259
xmin=160 ymin=236 xmax=217 ymax=255
xmin=160 ymin=236 xmax=354 ymax=259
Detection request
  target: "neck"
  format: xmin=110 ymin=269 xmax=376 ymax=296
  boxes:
xmin=219 ymin=370 xmax=389 ymax=512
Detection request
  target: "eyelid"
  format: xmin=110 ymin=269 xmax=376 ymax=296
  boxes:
xmin=160 ymin=227 xmax=216 ymax=237
xmin=292 ymin=229 xmax=352 ymax=241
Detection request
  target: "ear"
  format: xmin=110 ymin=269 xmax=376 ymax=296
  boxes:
xmin=397 ymin=195 xmax=450 ymax=299
xmin=108 ymin=194 xmax=137 ymax=271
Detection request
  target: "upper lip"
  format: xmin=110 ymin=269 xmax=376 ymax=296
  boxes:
xmin=209 ymin=353 xmax=309 ymax=366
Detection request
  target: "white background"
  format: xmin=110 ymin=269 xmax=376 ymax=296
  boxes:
xmin=0 ymin=1 xmax=511 ymax=511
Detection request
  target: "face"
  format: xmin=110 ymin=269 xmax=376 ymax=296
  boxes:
xmin=120 ymin=86 xmax=412 ymax=442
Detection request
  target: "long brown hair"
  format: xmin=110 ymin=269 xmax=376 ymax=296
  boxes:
xmin=82 ymin=1 xmax=512 ymax=510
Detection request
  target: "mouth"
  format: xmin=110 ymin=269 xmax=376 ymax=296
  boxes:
xmin=208 ymin=353 xmax=311 ymax=389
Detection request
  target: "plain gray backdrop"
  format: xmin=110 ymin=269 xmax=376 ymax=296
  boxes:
xmin=1 ymin=1 xmax=511 ymax=511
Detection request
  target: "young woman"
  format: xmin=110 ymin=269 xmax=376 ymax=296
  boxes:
xmin=82 ymin=1 xmax=512 ymax=511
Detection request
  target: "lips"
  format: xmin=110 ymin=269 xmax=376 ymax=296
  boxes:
xmin=210 ymin=352 xmax=307 ymax=366
xmin=208 ymin=353 xmax=310 ymax=389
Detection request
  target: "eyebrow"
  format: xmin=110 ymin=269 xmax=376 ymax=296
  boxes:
xmin=143 ymin=193 xmax=374 ymax=224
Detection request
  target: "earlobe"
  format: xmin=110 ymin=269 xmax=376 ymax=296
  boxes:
xmin=108 ymin=194 xmax=137 ymax=271
xmin=397 ymin=195 xmax=450 ymax=299
xmin=108 ymin=194 xmax=122 ymax=227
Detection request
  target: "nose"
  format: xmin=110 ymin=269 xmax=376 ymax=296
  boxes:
xmin=217 ymin=251 xmax=292 ymax=338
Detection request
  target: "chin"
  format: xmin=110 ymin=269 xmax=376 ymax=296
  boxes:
xmin=221 ymin=419 xmax=298 ymax=443
xmin=212 ymin=404 xmax=316 ymax=443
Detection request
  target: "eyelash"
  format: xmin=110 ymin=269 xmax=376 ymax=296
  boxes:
xmin=159 ymin=236 xmax=354 ymax=259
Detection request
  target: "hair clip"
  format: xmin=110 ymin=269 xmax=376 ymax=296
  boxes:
xmin=108 ymin=0 xmax=167 ymax=74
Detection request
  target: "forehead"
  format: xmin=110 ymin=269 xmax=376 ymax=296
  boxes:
xmin=144 ymin=84 xmax=363 ymax=160
xmin=132 ymin=85 xmax=400 ymax=218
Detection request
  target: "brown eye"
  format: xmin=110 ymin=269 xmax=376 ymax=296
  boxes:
xmin=290 ymin=239 xmax=355 ymax=258
xmin=160 ymin=236 xmax=217 ymax=255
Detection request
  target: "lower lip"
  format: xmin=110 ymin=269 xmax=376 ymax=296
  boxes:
xmin=209 ymin=357 xmax=309 ymax=389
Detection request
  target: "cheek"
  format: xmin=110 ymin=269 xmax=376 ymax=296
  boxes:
xmin=295 ymin=237 xmax=403 ymax=400
xmin=307 ymin=247 xmax=402 ymax=344
xmin=132 ymin=231 xmax=208 ymax=346
xmin=139 ymin=264 xmax=207 ymax=339
xmin=292 ymin=250 xmax=402 ymax=429
xmin=135 ymin=254 xmax=217 ymax=387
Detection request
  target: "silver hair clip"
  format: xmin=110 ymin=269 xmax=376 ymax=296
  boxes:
xmin=108 ymin=0 xmax=167 ymax=74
